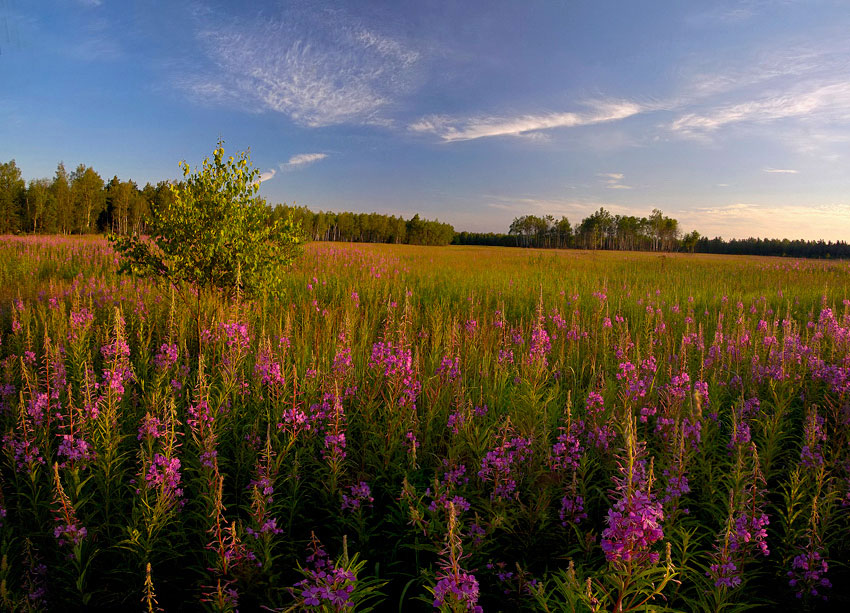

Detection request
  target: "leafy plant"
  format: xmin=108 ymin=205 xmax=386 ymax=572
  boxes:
xmin=109 ymin=140 xmax=302 ymax=300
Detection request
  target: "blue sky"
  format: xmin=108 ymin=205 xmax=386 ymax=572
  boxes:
xmin=3 ymin=0 xmax=850 ymax=240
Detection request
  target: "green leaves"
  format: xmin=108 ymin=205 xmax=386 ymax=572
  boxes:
xmin=109 ymin=139 xmax=303 ymax=298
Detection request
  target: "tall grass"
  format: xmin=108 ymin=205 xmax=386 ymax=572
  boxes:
xmin=0 ymin=235 xmax=848 ymax=611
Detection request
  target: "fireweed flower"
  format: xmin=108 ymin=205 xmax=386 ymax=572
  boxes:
xmin=432 ymin=503 xmax=483 ymax=612
xmin=27 ymin=393 xmax=49 ymax=427
xmin=3 ymin=435 xmax=45 ymax=474
xmin=68 ymin=307 xmax=94 ymax=342
xmin=52 ymin=463 xmax=86 ymax=548
xmin=404 ymin=431 xmax=420 ymax=464
xmin=332 ymin=336 xmax=354 ymax=380
xmin=369 ymin=340 xmax=421 ymax=411
xmin=0 ymin=382 xmax=16 ymax=413
xmin=600 ymin=486 xmax=664 ymax=564
xmin=246 ymin=450 xmax=283 ymax=539
xmin=100 ymin=321 xmax=133 ymax=399
xmin=550 ymin=421 xmax=584 ymax=473
xmin=137 ymin=413 xmax=165 ymax=441
xmin=436 ymin=355 xmax=461 ymax=381
xmin=709 ymin=558 xmax=741 ymax=589
xmin=729 ymin=512 xmax=769 ymax=557
xmin=292 ymin=536 xmax=357 ymax=610
xmin=559 ymin=493 xmax=587 ymax=526
xmin=278 ymin=405 xmax=312 ymax=437
xmin=427 ymin=462 xmax=471 ymax=513
xmin=600 ymin=428 xmax=664 ymax=565
xmin=341 ymin=481 xmax=374 ymax=512
xmin=666 ymin=372 xmax=691 ymax=403
xmin=478 ymin=433 xmax=532 ymax=500
xmin=254 ymin=346 xmax=284 ymax=387
xmin=788 ymin=547 xmax=831 ymax=600
xmin=145 ymin=453 xmax=184 ymax=507
xmin=214 ymin=321 xmax=251 ymax=352
xmin=800 ymin=409 xmax=826 ymax=469
xmin=528 ymin=320 xmax=551 ymax=366
xmin=322 ymin=394 xmax=347 ymax=467
xmin=153 ymin=342 xmax=178 ymax=371
xmin=56 ymin=434 xmax=94 ymax=467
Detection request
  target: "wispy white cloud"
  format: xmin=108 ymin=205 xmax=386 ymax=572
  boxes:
xmin=763 ymin=167 xmax=798 ymax=174
xmin=671 ymin=79 xmax=850 ymax=136
xmin=410 ymin=101 xmax=644 ymax=142
xmin=354 ymin=29 xmax=420 ymax=66
xmin=598 ymin=172 xmax=632 ymax=189
xmin=258 ymin=169 xmax=276 ymax=183
xmin=181 ymin=9 xmax=421 ymax=127
xmin=281 ymin=153 xmax=328 ymax=169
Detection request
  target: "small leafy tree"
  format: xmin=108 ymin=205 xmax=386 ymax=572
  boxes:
xmin=110 ymin=140 xmax=302 ymax=300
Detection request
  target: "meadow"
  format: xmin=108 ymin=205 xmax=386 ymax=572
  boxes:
xmin=0 ymin=235 xmax=848 ymax=611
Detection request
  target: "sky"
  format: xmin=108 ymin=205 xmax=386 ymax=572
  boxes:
xmin=2 ymin=0 xmax=850 ymax=240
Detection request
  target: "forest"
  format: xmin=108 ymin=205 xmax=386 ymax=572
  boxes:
xmin=2 ymin=158 xmax=848 ymax=257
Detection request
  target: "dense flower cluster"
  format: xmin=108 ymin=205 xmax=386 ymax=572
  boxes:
xmin=57 ymin=435 xmax=94 ymax=466
xmin=433 ymin=571 xmax=482 ymax=612
xmin=3 ymin=237 xmax=850 ymax=610
xmin=154 ymin=342 xmax=178 ymax=370
xmin=68 ymin=307 xmax=95 ymax=341
xmin=293 ymin=540 xmax=357 ymax=609
xmin=145 ymin=453 xmax=184 ymax=505
xmin=788 ymin=548 xmax=831 ymax=600
xmin=478 ymin=435 xmax=533 ymax=500
xmin=369 ymin=340 xmax=421 ymax=410
xmin=601 ymin=487 xmax=664 ymax=564
xmin=341 ymin=481 xmax=374 ymax=511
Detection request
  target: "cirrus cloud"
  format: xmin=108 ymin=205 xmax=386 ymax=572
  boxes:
xmin=410 ymin=101 xmax=645 ymax=142
xmin=281 ymin=153 xmax=328 ymax=169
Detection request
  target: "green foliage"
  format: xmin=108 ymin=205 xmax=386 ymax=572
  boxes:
xmin=0 ymin=159 xmax=26 ymax=233
xmin=109 ymin=140 xmax=303 ymax=297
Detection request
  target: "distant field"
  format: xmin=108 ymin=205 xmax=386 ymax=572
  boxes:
xmin=0 ymin=235 xmax=848 ymax=611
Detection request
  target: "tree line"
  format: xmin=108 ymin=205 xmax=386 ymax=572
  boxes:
xmin=0 ymin=159 xmax=455 ymax=246
xmin=488 ymin=208 xmax=685 ymax=251
xmin=0 ymin=159 xmax=174 ymax=235
xmin=2 ymin=158 xmax=848 ymax=257
xmin=454 ymin=209 xmax=850 ymax=259
xmin=273 ymin=205 xmax=455 ymax=246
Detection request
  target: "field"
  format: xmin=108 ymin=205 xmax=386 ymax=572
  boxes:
xmin=0 ymin=235 xmax=849 ymax=611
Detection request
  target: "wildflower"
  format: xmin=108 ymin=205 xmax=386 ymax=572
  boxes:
xmin=436 ymin=355 xmax=461 ymax=381
xmin=153 ymin=342 xmax=178 ymax=370
xmin=341 ymin=481 xmax=374 ymax=512
xmin=137 ymin=413 xmax=165 ymax=441
xmin=559 ymin=494 xmax=587 ymax=526
xmin=788 ymin=548 xmax=831 ymax=600
xmin=800 ymin=410 xmax=826 ymax=469
xmin=52 ymin=463 xmax=86 ymax=548
xmin=145 ymin=453 xmax=184 ymax=506
xmin=56 ymin=435 xmax=95 ymax=466
xmin=292 ymin=536 xmax=357 ymax=610
xmin=709 ymin=558 xmax=741 ymax=588
xmin=254 ymin=347 xmax=285 ymax=387
xmin=432 ymin=503 xmax=483 ymax=612
xmin=600 ymin=427 xmax=664 ymax=565
xmin=478 ymin=434 xmax=533 ymax=500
